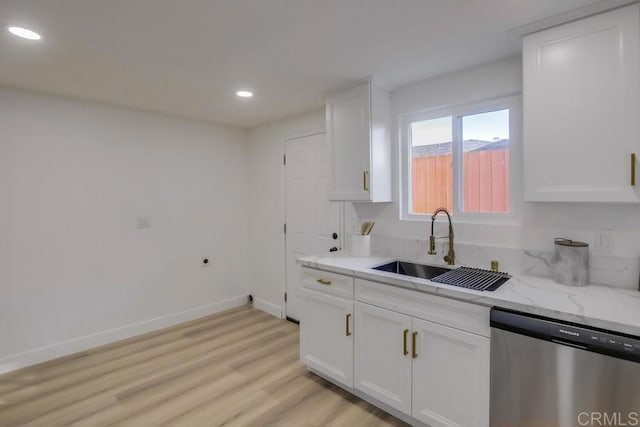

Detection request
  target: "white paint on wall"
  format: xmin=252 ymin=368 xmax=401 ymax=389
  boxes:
xmin=4 ymin=53 xmax=639 ymax=372
xmin=246 ymin=110 xmax=325 ymax=317
xmin=0 ymin=88 xmax=249 ymax=371
xmin=246 ymin=55 xmax=640 ymax=302
xmin=348 ymin=56 xmax=525 ymax=249
xmin=253 ymin=297 xmax=283 ymax=319
xmin=349 ymin=55 xmax=640 ymax=275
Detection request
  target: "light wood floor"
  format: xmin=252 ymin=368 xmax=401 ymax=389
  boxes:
xmin=0 ymin=305 xmax=408 ymax=427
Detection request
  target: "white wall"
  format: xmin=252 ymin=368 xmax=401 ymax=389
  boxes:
xmin=348 ymin=56 xmax=640 ymax=281
xmin=246 ymin=109 xmax=325 ymax=317
xmin=0 ymin=88 xmax=249 ymax=372
xmin=348 ymin=56 xmax=524 ymax=248
xmin=244 ymin=55 xmax=640 ymax=316
xmin=6 ymin=53 xmax=638 ymax=372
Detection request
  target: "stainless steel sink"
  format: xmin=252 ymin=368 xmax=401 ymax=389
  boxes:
xmin=373 ymin=260 xmax=451 ymax=280
xmin=372 ymin=260 xmax=511 ymax=291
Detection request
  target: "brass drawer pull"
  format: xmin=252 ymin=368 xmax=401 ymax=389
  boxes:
xmin=316 ymin=279 xmax=332 ymax=285
xmin=345 ymin=313 xmax=352 ymax=336
xmin=412 ymin=331 xmax=418 ymax=358
xmin=403 ymin=329 xmax=409 ymax=356
xmin=363 ymin=171 xmax=369 ymax=191
xmin=632 ymin=153 xmax=636 ymax=186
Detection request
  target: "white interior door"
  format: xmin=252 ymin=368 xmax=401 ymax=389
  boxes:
xmin=285 ymin=132 xmax=340 ymax=321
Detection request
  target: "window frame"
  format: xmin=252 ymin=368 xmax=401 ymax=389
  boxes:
xmin=400 ymin=95 xmax=522 ymax=225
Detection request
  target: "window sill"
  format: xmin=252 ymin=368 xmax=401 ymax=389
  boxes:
xmin=400 ymin=213 xmax=522 ymax=227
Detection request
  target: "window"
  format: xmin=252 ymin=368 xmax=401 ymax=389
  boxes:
xmin=401 ymin=96 xmax=520 ymax=222
xmin=461 ymin=109 xmax=510 ymax=213
xmin=410 ymin=116 xmax=454 ymax=213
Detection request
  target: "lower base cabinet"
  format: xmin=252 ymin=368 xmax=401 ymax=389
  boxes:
xmin=411 ymin=317 xmax=490 ymax=427
xmin=299 ymin=268 xmax=490 ymax=427
xmin=354 ymin=302 xmax=490 ymax=427
xmin=354 ymin=302 xmax=412 ymax=413
xmin=300 ymin=289 xmax=354 ymax=388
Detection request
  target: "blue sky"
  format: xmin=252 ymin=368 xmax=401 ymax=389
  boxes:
xmin=412 ymin=109 xmax=509 ymax=146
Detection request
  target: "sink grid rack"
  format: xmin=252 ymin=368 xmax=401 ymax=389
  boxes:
xmin=431 ymin=267 xmax=511 ymax=291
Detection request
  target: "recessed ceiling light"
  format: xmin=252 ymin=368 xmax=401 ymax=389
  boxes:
xmin=8 ymin=26 xmax=41 ymax=40
xmin=236 ymin=90 xmax=253 ymax=98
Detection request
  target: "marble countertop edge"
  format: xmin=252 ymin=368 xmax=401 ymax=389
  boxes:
xmin=297 ymin=253 xmax=640 ymax=337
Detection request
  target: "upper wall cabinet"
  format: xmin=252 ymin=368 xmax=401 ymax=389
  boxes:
xmin=327 ymin=82 xmax=392 ymax=202
xmin=523 ymin=4 xmax=640 ymax=202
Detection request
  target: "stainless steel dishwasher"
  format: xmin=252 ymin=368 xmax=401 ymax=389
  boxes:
xmin=490 ymin=307 xmax=640 ymax=427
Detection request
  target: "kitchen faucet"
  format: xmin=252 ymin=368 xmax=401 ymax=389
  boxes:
xmin=428 ymin=207 xmax=455 ymax=265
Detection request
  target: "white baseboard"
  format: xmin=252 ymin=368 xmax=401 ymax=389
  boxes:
xmin=253 ymin=297 xmax=283 ymax=319
xmin=0 ymin=294 xmax=249 ymax=375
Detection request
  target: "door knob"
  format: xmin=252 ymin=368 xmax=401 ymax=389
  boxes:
xmin=332 ymin=232 xmax=338 ymax=240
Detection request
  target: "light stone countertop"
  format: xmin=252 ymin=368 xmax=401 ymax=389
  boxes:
xmin=297 ymin=253 xmax=640 ymax=337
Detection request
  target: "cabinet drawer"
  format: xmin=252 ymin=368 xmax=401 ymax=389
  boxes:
xmin=355 ymin=278 xmax=490 ymax=337
xmin=302 ymin=267 xmax=354 ymax=299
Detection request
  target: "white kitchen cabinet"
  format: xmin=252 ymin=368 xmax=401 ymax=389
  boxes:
xmin=354 ymin=301 xmax=489 ymax=426
xmin=523 ymin=3 xmax=640 ymax=202
xmin=354 ymin=302 xmax=412 ymax=414
xmin=300 ymin=288 xmax=354 ymax=388
xmin=411 ymin=317 xmax=490 ymax=427
xmin=300 ymin=267 xmax=491 ymax=426
xmin=326 ymin=81 xmax=391 ymax=202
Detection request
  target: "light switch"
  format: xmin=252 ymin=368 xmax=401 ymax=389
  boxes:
xmin=136 ymin=216 xmax=151 ymax=229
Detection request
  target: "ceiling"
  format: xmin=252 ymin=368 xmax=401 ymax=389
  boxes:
xmin=0 ymin=0 xmax=611 ymax=128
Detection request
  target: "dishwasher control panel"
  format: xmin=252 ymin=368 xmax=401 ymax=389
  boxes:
xmin=551 ymin=324 xmax=640 ymax=355
xmin=491 ymin=307 xmax=640 ymax=363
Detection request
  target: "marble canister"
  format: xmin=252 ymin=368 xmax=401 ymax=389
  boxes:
xmin=553 ymin=238 xmax=588 ymax=287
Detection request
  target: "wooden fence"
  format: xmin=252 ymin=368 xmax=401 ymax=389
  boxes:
xmin=412 ymin=149 xmax=509 ymax=214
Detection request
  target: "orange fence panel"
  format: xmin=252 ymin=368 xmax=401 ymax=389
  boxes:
xmin=412 ymin=149 xmax=509 ymax=214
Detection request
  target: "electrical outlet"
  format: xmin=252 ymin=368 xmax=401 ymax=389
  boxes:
xmin=594 ymin=229 xmax=614 ymax=254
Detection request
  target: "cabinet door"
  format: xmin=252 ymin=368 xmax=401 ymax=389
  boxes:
xmin=411 ymin=318 xmax=490 ymax=427
xmin=300 ymin=289 xmax=354 ymax=388
xmin=327 ymin=82 xmax=372 ymax=201
xmin=523 ymin=4 xmax=640 ymax=202
xmin=354 ymin=302 xmax=412 ymax=414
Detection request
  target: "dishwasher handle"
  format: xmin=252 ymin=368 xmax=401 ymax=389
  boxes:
xmin=551 ymin=337 xmax=589 ymax=350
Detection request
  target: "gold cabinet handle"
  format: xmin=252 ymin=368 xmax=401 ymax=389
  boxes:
xmin=363 ymin=171 xmax=369 ymax=191
xmin=403 ymin=329 xmax=409 ymax=356
xmin=632 ymin=153 xmax=636 ymax=186
xmin=412 ymin=331 xmax=418 ymax=358
xmin=316 ymin=279 xmax=331 ymax=286
xmin=345 ymin=313 xmax=352 ymax=336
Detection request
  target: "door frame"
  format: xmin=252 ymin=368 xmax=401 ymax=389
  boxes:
xmin=282 ymin=130 xmax=343 ymax=321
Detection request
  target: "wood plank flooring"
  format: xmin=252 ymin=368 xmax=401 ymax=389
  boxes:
xmin=0 ymin=305 xmax=408 ymax=426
